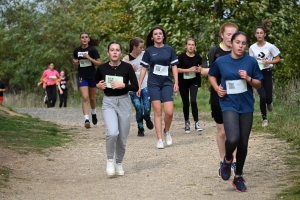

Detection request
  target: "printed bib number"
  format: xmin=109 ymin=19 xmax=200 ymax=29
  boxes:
xmin=257 ymin=61 xmax=265 ymax=70
xmin=61 ymin=85 xmax=66 ymax=89
xmin=80 ymin=59 xmax=92 ymax=67
xmin=153 ymin=64 xmax=169 ymax=76
xmin=225 ymin=79 xmax=247 ymax=94
xmin=183 ymin=72 xmax=196 ymax=79
xmin=105 ymin=75 xmax=124 ymax=88
xmin=49 ymin=76 xmax=57 ymax=80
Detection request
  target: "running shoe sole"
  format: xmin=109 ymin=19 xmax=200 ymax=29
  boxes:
xmin=85 ymin=122 xmax=91 ymax=129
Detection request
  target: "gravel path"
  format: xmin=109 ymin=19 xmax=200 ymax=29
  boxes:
xmin=1 ymin=108 xmax=292 ymax=200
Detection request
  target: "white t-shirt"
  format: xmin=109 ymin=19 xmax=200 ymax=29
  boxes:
xmin=249 ymin=42 xmax=280 ymax=69
xmin=123 ymin=51 xmax=148 ymax=89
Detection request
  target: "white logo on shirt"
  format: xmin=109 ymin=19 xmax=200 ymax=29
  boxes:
xmin=152 ymin=53 xmax=158 ymax=56
xmin=78 ymin=51 xmax=88 ymax=57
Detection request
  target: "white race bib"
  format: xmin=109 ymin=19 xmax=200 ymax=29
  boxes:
xmin=61 ymin=85 xmax=66 ymax=89
xmin=153 ymin=64 xmax=169 ymax=76
xmin=49 ymin=76 xmax=56 ymax=80
xmin=183 ymin=72 xmax=196 ymax=79
xmin=135 ymin=72 xmax=140 ymax=79
xmin=79 ymin=59 xmax=92 ymax=67
xmin=257 ymin=61 xmax=265 ymax=70
xmin=225 ymin=79 xmax=247 ymax=94
xmin=105 ymin=75 xmax=124 ymax=88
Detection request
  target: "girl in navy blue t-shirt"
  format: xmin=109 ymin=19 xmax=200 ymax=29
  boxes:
xmin=209 ymin=32 xmax=263 ymax=192
xmin=138 ymin=26 xmax=179 ymax=149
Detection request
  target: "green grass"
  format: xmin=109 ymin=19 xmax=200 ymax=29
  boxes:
xmin=0 ymin=166 xmax=11 ymax=189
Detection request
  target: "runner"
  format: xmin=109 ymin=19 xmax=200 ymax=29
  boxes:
xmin=249 ymin=20 xmax=281 ymax=127
xmin=0 ymin=77 xmax=6 ymax=105
xmin=201 ymin=22 xmax=240 ymax=176
xmin=177 ymin=38 xmax=203 ymax=133
xmin=41 ymin=62 xmax=63 ymax=108
xmin=123 ymin=37 xmax=153 ymax=136
xmin=95 ymin=42 xmax=138 ymax=177
xmin=138 ymin=26 xmax=179 ymax=149
xmin=208 ymin=31 xmax=263 ymax=192
xmin=37 ymin=76 xmax=48 ymax=105
xmin=73 ymin=32 xmax=101 ymax=128
xmin=58 ymin=70 xmax=68 ymax=108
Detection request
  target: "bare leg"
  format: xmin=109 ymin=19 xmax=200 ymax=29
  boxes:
xmin=152 ymin=100 xmax=162 ymax=140
xmin=89 ymin=87 xmax=96 ymax=109
xmin=163 ymin=101 xmax=174 ymax=132
xmin=80 ymin=86 xmax=89 ymax=115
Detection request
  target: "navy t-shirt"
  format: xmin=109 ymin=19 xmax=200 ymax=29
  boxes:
xmin=73 ymin=45 xmax=100 ymax=79
xmin=141 ymin=45 xmax=178 ymax=87
xmin=208 ymin=54 xmax=263 ymax=113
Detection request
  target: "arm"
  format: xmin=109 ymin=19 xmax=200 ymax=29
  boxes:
xmin=95 ymin=65 xmax=106 ymax=90
xmin=262 ymin=55 xmax=280 ymax=65
xmin=137 ymin=67 xmax=147 ymax=97
xmin=238 ymin=70 xmax=261 ymax=89
xmin=172 ymin=65 xmax=179 ymax=93
xmin=208 ymin=75 xmax=227 ymax=97
xmin=0 ymin=88 xmax=5 ymax=92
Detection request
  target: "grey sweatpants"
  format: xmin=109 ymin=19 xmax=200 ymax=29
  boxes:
xmin=102 ymin=94 xmax=132 ymax=163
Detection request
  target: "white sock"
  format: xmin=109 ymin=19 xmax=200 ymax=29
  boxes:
xmin=91 ymin=109 xmax=96 ymax=115
xmin=84 ymin=115 xmax=89 ymax=120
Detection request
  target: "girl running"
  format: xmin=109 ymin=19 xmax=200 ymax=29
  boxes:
xmin=138 ymin=26 xmax=179 ymax=149
xmin=201 ymin=22 xmax=240 ymax=176
xmin=41 ymin=62 xmax=63 ymax=108
xmin=123 ymin=37 xmax=154 ymax=137
xmin=249 ymin=20 xmax=281 ymax=127
xmin=73 ymin=32 xmax=101 ymax=128
xmin=58 ymin=70 xmax=68 ymax=108
xmin=208 ymin=31 xmax=263 ymax=192
xmin=95 ymin=42 xmax=138 ymax=177
xmin=177 ymin=38 xmax=203 ymax=133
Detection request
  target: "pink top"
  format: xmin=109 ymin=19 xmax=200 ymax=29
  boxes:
xmin=43 ymin=69 xmax=59 ymax=85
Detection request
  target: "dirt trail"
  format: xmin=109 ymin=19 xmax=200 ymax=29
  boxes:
xmin=0 ymin=108 xmax=291 ymax=200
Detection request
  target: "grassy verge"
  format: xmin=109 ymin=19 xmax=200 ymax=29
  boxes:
xmin=0 ymin=110 xmax=74 ymax=191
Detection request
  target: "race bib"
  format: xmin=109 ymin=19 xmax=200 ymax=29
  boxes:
xmin=225 ymin=79 xmax=247 ymax=94
xmin=135 ymin=72 xmax=140 ymax=79
xmin=183 ymin=72 xmax=196 ymax=79
xmin=257 ymin=61 xmax=265 ymax=70
xmin=61 ymin=85 xmax=66 ymax=89
xmin=49 ymin=76 xmax=56 ymax=80
xmin=105 ymin=75 xmax=124 ymax=88
xmin=153 ymin=64 xmax=169 ymax=76
xmin=80 ymin=59 xmax=92 ymax=67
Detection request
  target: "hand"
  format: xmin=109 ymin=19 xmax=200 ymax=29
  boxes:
xmin=96 ymin=80 xmax=106 ymax=90
xmin=217 ymin=85 xmax=227 ymax=97
xmin=83 ymin=53 xmax=91 ymax=60
xmin=132 ymin=64 xmax=138 ymax=72
xmin=60 ymin=90 xmax=63 ymax=95
xmin=73 ymin=58 xmax=79 ymax=65
xmin=136 ymin=88 xmax=141 ymax=97
xmin=238 ymin=70 xmax=248 ymax=79
xmin=189 ymin=66 xmax=197 ymax=72
xmin=37 ymin=82 xmax=41 ymax=86
xmin=196 ymin=65 xmax=202 ymax=73
xmin=111 ymin=81 xmax=124 ymax=89
xmin=173 ymin=83 xmax=179 ymax=93
xmin=262 ymin=60 xmax=269 ymax=65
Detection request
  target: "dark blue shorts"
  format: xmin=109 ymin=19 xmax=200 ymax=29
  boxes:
xmin=78 ymin=77 xmax=96 ymax=88
xmin=148 ymin=84 xmax=173 ymax=102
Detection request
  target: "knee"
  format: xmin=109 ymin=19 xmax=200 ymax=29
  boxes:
xmin=164 ymin=111 xmax=173 ymax=119
xmin=218 ymin=130 xmax=226 ymax=139
xmin=190 ymin=100 xmax=197 ymax=107
xmin=82 ymin=96 xmax=89 ymax=103
xmin=106 ymin=129 xmax=119 ymax=138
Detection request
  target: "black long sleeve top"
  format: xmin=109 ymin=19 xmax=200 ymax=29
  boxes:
xmin=95 ymin=61 xmax=139 ymax=96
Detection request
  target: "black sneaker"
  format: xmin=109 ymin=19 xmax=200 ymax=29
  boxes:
xmin=232 ymin=176 xmax=247 ymax=192
xmin=92 ymin=114 xmax=98 ymax=125
xmin=145 ymin=118 xmax=154 ymax=130
xmin=220 ymin=156 xmax=232 ymax=180
xmin=185 ymin=121 xmax=190 ymax=133
xmin=137 ymin=127 xmax=144 ymax=136
xmin=85 ymin=120 xmax=91 ymax=129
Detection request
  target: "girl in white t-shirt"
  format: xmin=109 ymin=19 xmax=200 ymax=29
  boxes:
xmin=249 ymin=20 xmax=281 ymax=127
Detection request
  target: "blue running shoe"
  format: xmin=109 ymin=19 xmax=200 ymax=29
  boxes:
xmin=218 ymin=161 xmax=223 ymax=177
xmin=232 ymin=176 xmax=247 ymax=192
xmin=220 ymin=157 xmax=232 ymax=180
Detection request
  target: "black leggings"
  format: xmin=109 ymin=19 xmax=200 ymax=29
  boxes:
xmin=257 ymin=69 xmax=273 ymax=120
xmin=46 ymin=85 xmax=57 ymax=108
xmin=58 ymin=89 xmax=68 ymax=107
xmin=223 ymin=110 xmax=253 ymax=176
xmin=179 ymin=82 xmax=199 ymax=121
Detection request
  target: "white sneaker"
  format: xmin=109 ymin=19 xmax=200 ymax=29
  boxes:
xmin=164 ymin=130 xmax=172 ymax=146
xmin=195 ymin=121 xmax=203 ymax=131
xmin=262 ymin=119 xmax=268 ymax=127
xmin=156 ymin=139 xmax=164 ymax=149
xmin=115 ymin=163 xmax=124 ymax=176
xmin=267 ymin=103 xmax=273 ymax=112
xmin=106 ymin=159 xmax=115 ymax=177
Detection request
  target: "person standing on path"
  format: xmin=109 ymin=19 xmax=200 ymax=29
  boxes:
xmin=138 ymin=26 xmax=179 ymax=149
xmin=95 ymin=42 xmax=138 ymax=177
xmin=58 ymin=70 xmax=68 ymax=108
xmin=201 ymin=22 xmax=240 ymax=176
xmin=249 ymin=20 xmax=281 ymax=127
xmin=0 ymin=77 xmax=6 ymax=105
xmin=177 ymin=38 xmax=203 ymax=133
xmin=208 ymin=31 xmax=263 ymax=192
xmin=73 ymin=32 xmax=101 ymax=129
xmin=123 ymin=37 xmax=154 ymax=137
xmin=41 ymin=62 xmax=63 ymax=108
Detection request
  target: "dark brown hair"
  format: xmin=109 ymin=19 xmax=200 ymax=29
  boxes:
xmin=80 ymin=32 xmax=100 ymax=47
xmin=255 ymin=20 xmax=271 ymax=35
xmin=107 ymin=42 xmax=122 ymax=52
xmin=145 ymin=26 xmax=167 ymax=48
xmin=129 ymin=37 xmax=144 ymax=53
